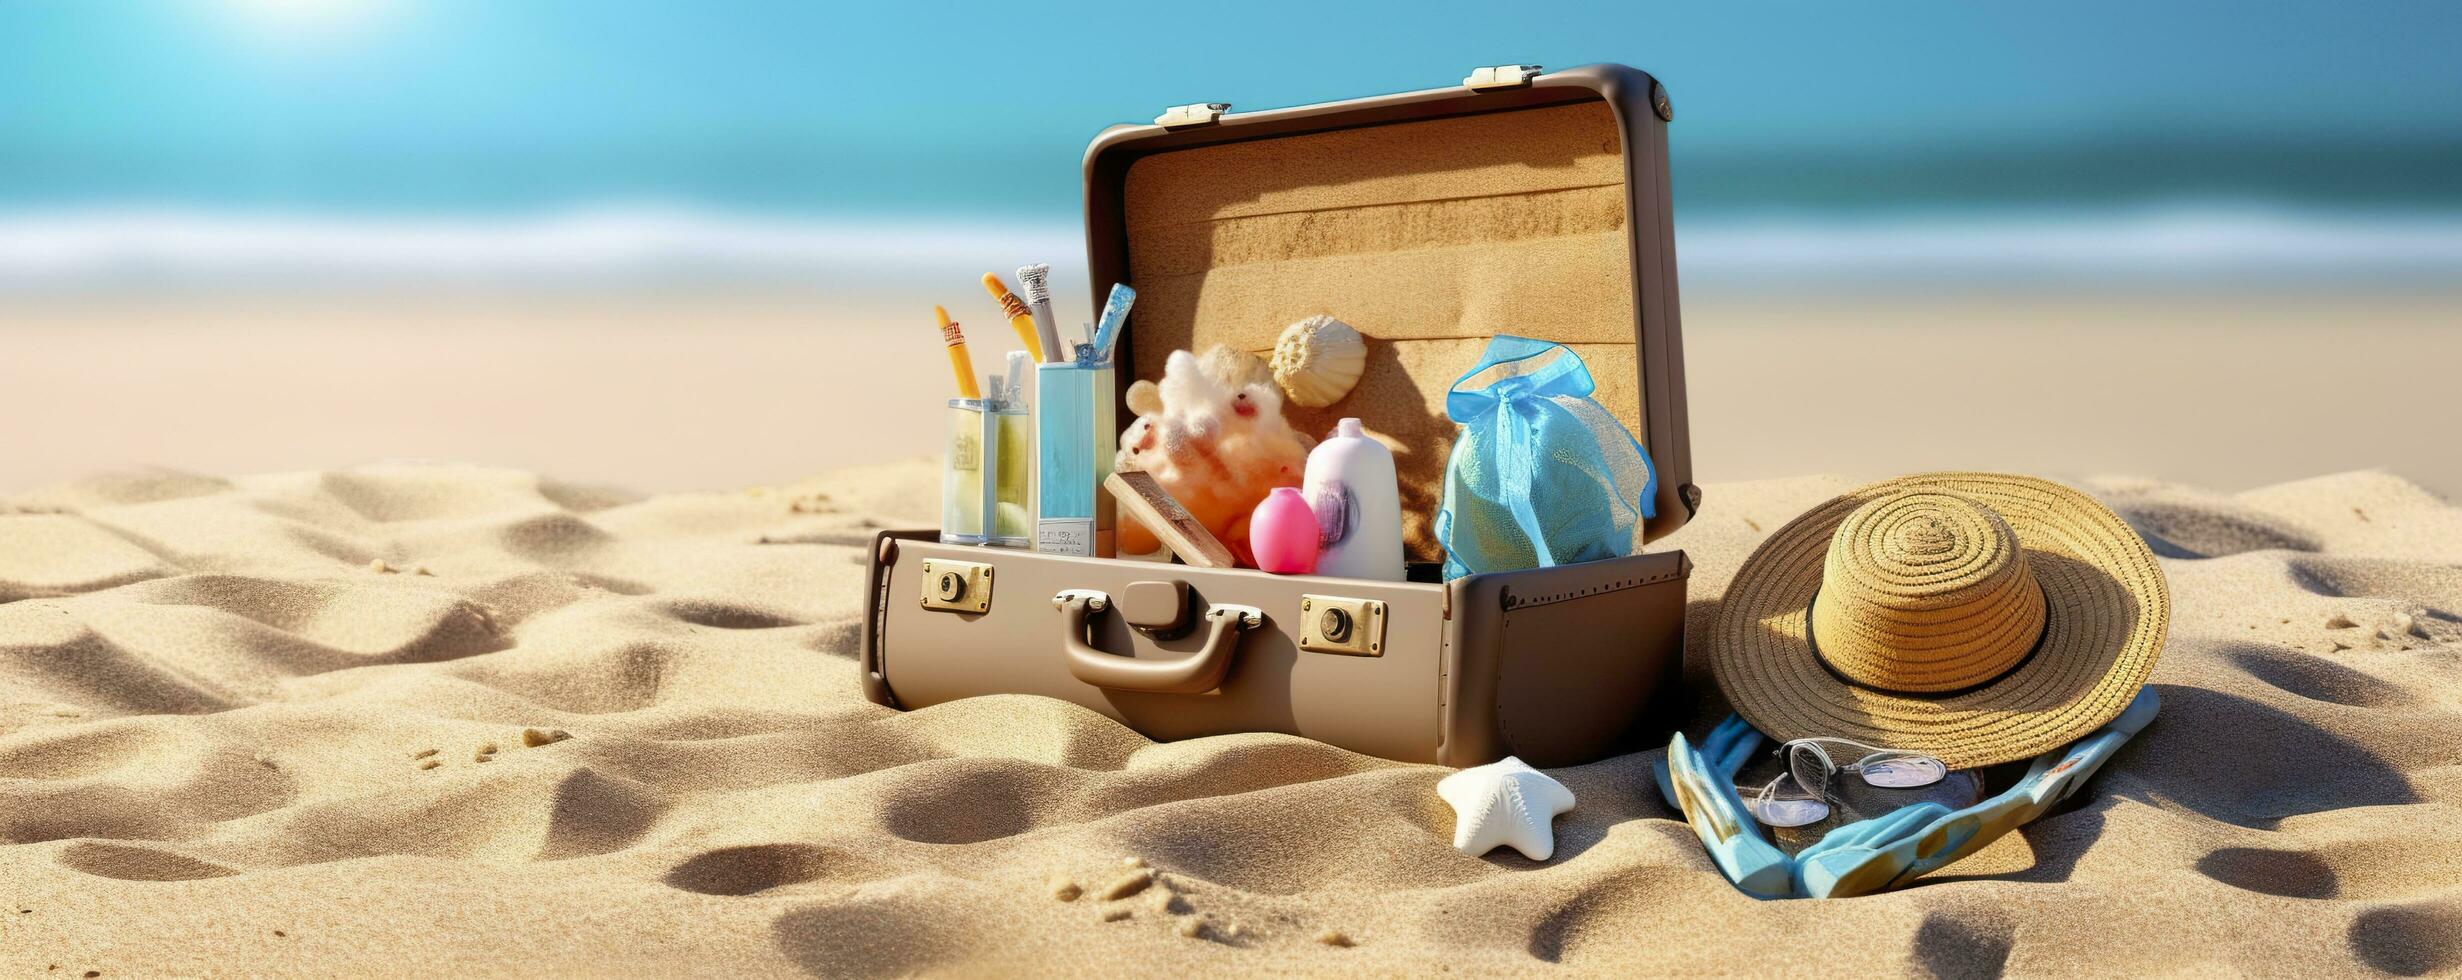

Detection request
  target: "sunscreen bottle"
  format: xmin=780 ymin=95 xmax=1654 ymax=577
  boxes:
xmin=1304 ymin=418 xmax=1405 ymax=581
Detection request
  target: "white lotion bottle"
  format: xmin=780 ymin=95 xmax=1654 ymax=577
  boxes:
xmin=1303 ymin=417 xmax=1405 ymax=581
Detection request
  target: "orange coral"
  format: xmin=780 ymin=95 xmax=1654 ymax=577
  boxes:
xmin=1114 ymin=348 xmax=1314 ymax=565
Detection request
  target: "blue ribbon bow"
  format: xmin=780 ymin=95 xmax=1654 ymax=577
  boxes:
xmin=1438 ymin=336 xmax=1657 ymax=580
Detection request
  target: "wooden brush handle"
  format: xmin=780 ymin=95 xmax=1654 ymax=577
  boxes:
xmin=1105 ymin=471 xmax=1237 ymax=568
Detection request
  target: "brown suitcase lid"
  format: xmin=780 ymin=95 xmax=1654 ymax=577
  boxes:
xmin=1082 ymin=63 xmax=1694 ymax=560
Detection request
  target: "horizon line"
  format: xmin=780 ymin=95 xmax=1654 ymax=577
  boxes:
xmin=2 ymin=201 xmax=2458 ymax=287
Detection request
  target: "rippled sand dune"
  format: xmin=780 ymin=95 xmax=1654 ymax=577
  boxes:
xmin=2 ymin=462 xmax=2458 ymax=976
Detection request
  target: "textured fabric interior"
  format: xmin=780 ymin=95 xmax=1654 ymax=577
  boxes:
xmin=1122 ymin=99 xmax=1641 ymax=559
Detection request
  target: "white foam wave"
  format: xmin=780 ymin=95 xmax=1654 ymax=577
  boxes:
xmin=0 ymin=206 xmax=1084 ymax=288
xmin=1679 ymin=205 xmax=2462 ymax=284
xmin=0 ymin=203 xmax=2456 ymax=289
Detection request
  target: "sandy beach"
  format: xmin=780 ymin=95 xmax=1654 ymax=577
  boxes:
xmin=3 ymin=454 xmax=2458 ymax=975
xmin=7 ymin=0 xmax=2457 ymax=972
xmin=6 ymin=287 xmax=2459 ymax=502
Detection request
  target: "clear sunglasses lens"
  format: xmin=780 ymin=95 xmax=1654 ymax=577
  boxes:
xmin=1746 ymin=796 xmax=1831 ymax=828
xmin=1858 ymin=756 xmax=1947 ymax=789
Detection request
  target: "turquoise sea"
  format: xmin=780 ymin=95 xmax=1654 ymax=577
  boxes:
xmin=5 ymin=1 xmax=2456 ymax=290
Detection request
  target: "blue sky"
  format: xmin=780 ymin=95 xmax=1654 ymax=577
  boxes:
xmin=2 ymin=1 xmax=2458 ymax=216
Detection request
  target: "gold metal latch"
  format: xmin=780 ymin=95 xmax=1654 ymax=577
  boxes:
xmin=1463 ymin=64 xmax=1543 ymax=92
xmin=1155 ymin=102 xmax=1230 ymax=128
xmin=1298 ymin=594 xmax=1386 ymax=657
xmin=918 ymin=559 xmax=993 ymax=613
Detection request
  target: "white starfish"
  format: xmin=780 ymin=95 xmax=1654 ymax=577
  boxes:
xmin=1436 ymin=755 xmax=1577 ymax=861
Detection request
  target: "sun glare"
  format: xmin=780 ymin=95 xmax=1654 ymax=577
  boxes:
xmin=217 ymin=0 xmax=392 ymax=40
xmin=226 ymin=0 xmax=376 ymax=18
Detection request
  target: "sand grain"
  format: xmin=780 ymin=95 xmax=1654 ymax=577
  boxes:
xmin=1 ymin=460 xmax=2456 ymax=975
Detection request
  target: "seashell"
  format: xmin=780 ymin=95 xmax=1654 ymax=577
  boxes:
xmin=1435 ymin=755 xmax=1575 ymax=861
xmin=1271 ymin=315 xmax=1366 ymax=408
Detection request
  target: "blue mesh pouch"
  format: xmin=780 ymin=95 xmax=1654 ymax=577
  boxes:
xmin=1436 ymin=335 xmax=1657 ymax=580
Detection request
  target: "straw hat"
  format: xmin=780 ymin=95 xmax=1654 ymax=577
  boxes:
xmin=1711 ymin=473 xmax=2168 ymax=769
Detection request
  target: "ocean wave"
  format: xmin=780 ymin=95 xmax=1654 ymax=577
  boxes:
xmin=1678 ymin=204 xmax=2462 ymax=284
xmin=0 ymin=207 xmax=1085 ymax=288
xmin=1 ymin=203 xmax=2457 ymax=289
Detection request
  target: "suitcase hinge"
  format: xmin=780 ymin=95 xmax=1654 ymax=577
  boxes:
xmin=1155 ymin=102 xmax=1230 ymax=129
xmin=1463 ymin=64 xmax=1542 ymax=92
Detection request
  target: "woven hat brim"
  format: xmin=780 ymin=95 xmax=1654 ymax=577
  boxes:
xmin=1710 ymin=473 xmax=2168 ymax=769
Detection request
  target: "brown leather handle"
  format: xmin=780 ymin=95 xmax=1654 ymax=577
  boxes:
xmin=1055 ymin=590 xmax=1263 ymax=694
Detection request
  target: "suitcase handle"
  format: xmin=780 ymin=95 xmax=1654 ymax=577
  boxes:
xmin=1054 ymin=590 xmax=1264 ymax=694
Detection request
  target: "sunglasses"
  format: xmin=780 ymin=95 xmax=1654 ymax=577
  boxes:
xmin=1740 ymin=737 xmax=1948 ymax=828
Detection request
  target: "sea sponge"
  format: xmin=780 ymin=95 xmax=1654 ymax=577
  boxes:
xmin=1115 ymin=347 xmax=1314 ymax=565
xmin=1200 ymin=345 xmax=1274 ymax=393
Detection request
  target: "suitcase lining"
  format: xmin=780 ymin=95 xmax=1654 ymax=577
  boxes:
xmin=1118 ymin=99 xmax=1644 ymax=562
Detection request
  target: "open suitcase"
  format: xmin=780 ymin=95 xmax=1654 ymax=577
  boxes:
xmin=863 ymin=63 xmax=1697 ymax=767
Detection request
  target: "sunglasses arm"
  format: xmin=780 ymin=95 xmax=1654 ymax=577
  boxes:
xmin=1793 ymin=687 xmax=2163 ymax=898
xmin=1654 ymin=717 xmax=1795 ymax=898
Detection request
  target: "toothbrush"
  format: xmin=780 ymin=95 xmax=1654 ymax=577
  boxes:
xmin=933 ymin=305 xmax=982 ymax=400
xmin=1088 ymin=283 xmax=1135 ymax=366
xmin=1016 ymin=264 xmax=1065 ymax=363
xmin=980 ymin=273 xmax=1045 ymax=363
xmin=1003 ymin=350 xmax=1029 ymax=409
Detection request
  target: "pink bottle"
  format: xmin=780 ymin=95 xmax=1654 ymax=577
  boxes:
xmin=1248 ymin=487 xmax=1320 ymax=574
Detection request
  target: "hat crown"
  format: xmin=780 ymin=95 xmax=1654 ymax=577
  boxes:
xmin=1810 ymin=490 xmax=2047 ymax=693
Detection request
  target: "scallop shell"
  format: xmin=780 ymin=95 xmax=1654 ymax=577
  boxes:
xmin=1270 ymin=315 xmax=1366 ymax=408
